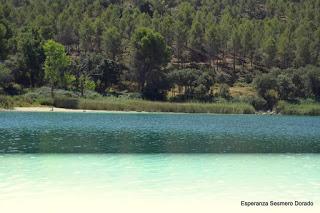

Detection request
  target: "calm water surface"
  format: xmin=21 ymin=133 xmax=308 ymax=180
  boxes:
xmin=0 ymin=112 xmax=319 ymax=212
xmin=0 ymin=112 xmax=320 ymax=153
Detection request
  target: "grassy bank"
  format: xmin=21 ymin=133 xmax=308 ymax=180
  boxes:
xmin=276 ymin=101 xmax=320 ymax=116
xmin=2 ymin=87 xmax=320 ymax=115
xmin=1 ymin=90 xmax=255 ymax=114
xmin=54 ymin=97 xmax=255 ymax=114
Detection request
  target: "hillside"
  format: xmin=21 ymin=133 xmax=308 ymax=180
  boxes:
xmin=1 ymin=0 xmax=320 ymax=113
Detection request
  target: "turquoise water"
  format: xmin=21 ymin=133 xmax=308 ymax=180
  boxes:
xmin=0 ymin=112 xmax=320 ymax=212
xmin=0 ymin=112 xmax=320 ymax=153
xmin=0 ymin=154 xmax=319 ymax=212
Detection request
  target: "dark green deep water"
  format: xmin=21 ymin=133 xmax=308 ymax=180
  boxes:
xmin=0 ymin=112 xmax=320 ymax=153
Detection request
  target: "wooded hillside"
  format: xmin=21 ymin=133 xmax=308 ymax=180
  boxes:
xmin=1 ymin=0 xmax=320 ymax=110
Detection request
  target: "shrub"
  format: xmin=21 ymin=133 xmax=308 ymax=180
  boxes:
xmin=307 ymin=68 xmax=320 ymax=100
xmin=277 ymin=74 xmax=295 ymax=100
xmin=264 ymin=89 xmax=279 ymax=110
xmin=53 ymin=97 xmax=79 ymax=109
xmin=0 ymin=95 xmax=14 ymax=109
xmin=218 ymin=84 xmax=231 ymax=100
xmin=254 ymin=74 xmax=278 ymax=97
xmin=250 ymin=96 xmax=267 ymax=111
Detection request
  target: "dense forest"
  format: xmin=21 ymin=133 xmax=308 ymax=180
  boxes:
xmin=1 ymin=0 xmax=320 ymax=112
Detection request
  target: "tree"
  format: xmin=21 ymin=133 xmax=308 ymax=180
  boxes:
xmin=230 ymin=28 xmax=241 ymax=72
xmin=262 ymin=37 xmax=277 ymax=68
xmin=173 ymin=20 xmax=188 ymax=61
xmin=189 ymin=11 xmax=205 ymax=51
xmin=79 ymin=16 xmax=96 ymax=52
xmin=239 ymin=20 xmax=255 ymax=66
xmin=93 ymin=58 xmax=121 ymax=94
xmin=0 ymin=64 xmax=12 ymax=90
xmin=294 ymin=37 xmax=311 ymax=67
xmin=101 ymin=26 xmax=122 ymax=61
xmin=71 ymin=53 xmax=96 ymax=97
xmin=0 ymin=23 xmax=9 ymax=60
xmin=168 ymin=68 xmax=214 ymax=100
xmin=43 ymin=40 xmax=71 ymax=98
xmin=307 ymin=67 xmax=320 ymax=100
xmin=277 ymin=74 xmax=295 ymax=100
xmin=17 ymin=28 xmax=45 ymax=87
xmin=255 ymin=73 xmax=279 ymax=110
xmin=205 ymin=24 xmax=221 ymax=68
xmin=277 ymin=29 xmax=294 ymax=69
xmin=131 ymin=27 xmax=170 ymax=96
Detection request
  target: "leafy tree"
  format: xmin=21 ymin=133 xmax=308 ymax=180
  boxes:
xmin=71 ymin=53 xmax=96 ymax=97
xmin=79 ymin=16 xmax=96 ymax=52
xmin=277 ymin=29 xmax=294 ymax=68
xmin=294 ymin=37 xmax=311 ymax=67
xmin=189 ymin=11 xmax=205 ymax=51
xmin=239 ymin=20 xmax=255 ymax=66
xmin=173 ymin=20 xmax=188 ymax=61
xmin=230 ymin=28 xmax=241 ymax=72
xmin=101 ymin=26 xmax=122 ymax=61
xmin=0 ymin=23 xmax=9 ymax=60
xmin=277 ymin=74 xmax=295 ymax=100
xmin=262 ymin=37 xmax=277 ymax=68
xmin=93 ymin=58 xmax=121 ymax=94
xmin=43 ymin=40 xmax=71 ymax=98
xmin=218 ymin=84 xmax=231 ymax=100
xmin=131 ymin=27 xmax=170 ymax=96
xmin=205 ymin=24 xmax=221 ymax=68
xmin=17 ymin=29 xmax=45 ymax=87
xmin=0 ymin=64 xmax=12 ymax=90
xmin=307 ymin=67 xmax=320 ymax=100
xmin=168 ymin=68 xmax=214 ymax=100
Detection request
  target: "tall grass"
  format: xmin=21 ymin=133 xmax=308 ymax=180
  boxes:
xmin=276 ymin=101 xmax=320 ymax=116
xmin=79 ymin=98 xmax=255 ymax=114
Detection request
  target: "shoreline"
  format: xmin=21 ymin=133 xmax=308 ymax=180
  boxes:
xmin=1 ymin=106 xmax=276 ymax=115
xmin=8 ymin=107 xmax=155 ymax=114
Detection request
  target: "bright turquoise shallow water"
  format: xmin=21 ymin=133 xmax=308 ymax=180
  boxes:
xmin=0 ymin=112 xmax=320 ymax=153
xmin=0 ymin=154 xmax=319 ymax=212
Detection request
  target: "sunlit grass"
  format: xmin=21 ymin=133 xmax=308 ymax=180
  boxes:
xmin=276 ymin=101 xmax=320 ymax=116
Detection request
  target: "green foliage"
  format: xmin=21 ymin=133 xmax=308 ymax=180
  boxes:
xmin=93 ymin=57 xmax=121 ymax=94
xmin=79 ymin=16 xmax=96 ymax=52
xmin=218 ymin=84 xmax=231 ymax=100
xmin=16 ymin=29 xmax=45 ymax=87
xmin=0 ymin=95 xmax=13 ymax=109
xmin=101 ymin=26 xmax=121 ymax=60
xmin=131 ymin=27 xmax=170 ymax=98
xmin=250 ymin=96 xmax=268 ymax=111
xmin=276 ymin=101 xmax=320 ymax=116
xmin=53 ymin=97 xmax=80 ymax=109
xmin=80 ymin=98 xmax=254 ymax=114
xmin=0 ymin=23 xmax=9 ymax=60
xmin=254 ymin=74 xmax=279 ymax=109
xmin=168 ymin=68 xmax=214 ymax=101
xmin=277 ymin=74 xmax=295 ymax=100
xmin=307 ymin=67 xmax=320 ymax=100
xmin=0 ymin=0 xmax=320 ymax=113
xmin=0 ymin=63 xmax=12 ymax=90
xmin=43 ymin=40 xmax=71 ymax=97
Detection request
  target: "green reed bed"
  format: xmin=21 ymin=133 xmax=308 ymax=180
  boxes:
xmin=276 ymin=101 xmax=320 ymax=116
xmin=79 ymin=98 xmax=255 ymax=114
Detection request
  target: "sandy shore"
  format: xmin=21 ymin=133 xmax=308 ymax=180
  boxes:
xmin=9 ymin=107 xmax=150 ymax=114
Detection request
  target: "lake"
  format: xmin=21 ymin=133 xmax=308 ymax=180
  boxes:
xmin=0 ymin=112 xmax=320 ymax=212
xmin=1 ymin=112 xmax=320 ymax=153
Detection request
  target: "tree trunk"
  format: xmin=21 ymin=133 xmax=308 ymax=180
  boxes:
xmin=233 ymin=48 xmax=236 ymax=72
xmin=51 ymin=85 xmax=54 ymax=99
